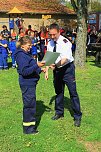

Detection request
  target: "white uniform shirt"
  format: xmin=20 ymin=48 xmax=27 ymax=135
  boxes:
xmin=47 ymin=35 xmax=74 ymax=66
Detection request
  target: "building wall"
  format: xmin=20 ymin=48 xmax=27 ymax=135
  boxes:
xmin=0 ymin=13 xmax=77 ymax=32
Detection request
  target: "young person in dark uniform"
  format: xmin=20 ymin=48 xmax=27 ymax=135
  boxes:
xmin=14 ymin=36 xmax=45 ymax=134
xmin=0 ymin=34 xmax=8 ymax=70
xmin=1 ymin=25 xmax=11 ymax=41
xmin=46 ymin=23 xmax=82 ymax=127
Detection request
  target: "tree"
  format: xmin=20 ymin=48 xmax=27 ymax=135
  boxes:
xmin=70 ymin=0 xmax=89 ymax=67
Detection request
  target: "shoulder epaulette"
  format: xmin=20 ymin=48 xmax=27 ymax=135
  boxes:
xmin=48 ymin=39 xmax=51 ymax=42
xmin=63 ymin=39 xmax=68 ymax=43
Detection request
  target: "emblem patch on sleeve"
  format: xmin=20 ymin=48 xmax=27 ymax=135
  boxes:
xmin=63 ymin=39 xmax=68 ymax=43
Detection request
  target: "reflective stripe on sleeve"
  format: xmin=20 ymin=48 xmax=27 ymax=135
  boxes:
xmin=23 ymin=122 xmax=35 ymax=126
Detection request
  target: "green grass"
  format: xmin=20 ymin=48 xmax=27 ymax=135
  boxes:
xmin=0 ymin=58 xmax=101 ymax=152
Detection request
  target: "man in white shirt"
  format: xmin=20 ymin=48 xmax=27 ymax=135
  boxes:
xmin=46 ymin=23 xmax=82 ymax=127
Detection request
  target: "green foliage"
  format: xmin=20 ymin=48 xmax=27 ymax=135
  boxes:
xmin=0 ymin=58 xmax=101 ymax=152
xmin=66 ymin=1 xmax=74 ymax=9
xmin=91 ymin=1 xmax=101 ymax=11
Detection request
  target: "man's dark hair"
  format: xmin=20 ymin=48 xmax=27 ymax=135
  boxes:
xmin=49 ymin=23 xmax=60 ymax=32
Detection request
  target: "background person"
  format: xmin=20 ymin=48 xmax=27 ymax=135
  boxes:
xmin=25 ymin=25 xmax=34 ymax=36
xmin=39 ymin=26 xmax=48 ymax=60
xmin=1 ymin=25 xmax=11 ymax=41
xmin=0 ymin=34 xmax=8 ymax=70
xmin=8 ymin=35 xmax=17 ymax=68
xmin=30 ymin=31 xmax=39 ymax=60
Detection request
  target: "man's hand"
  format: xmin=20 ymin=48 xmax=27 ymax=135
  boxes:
xmin=45 ymin=71 xmax=48 ymax=80
xmin=44 ymin=66 xmax=49 ymax=80
xmin=37 ymin=61 xmax=46 ymax=67
xmin=56 ymin=58 xmax=68 ymax=68
xmin=41 ymin=66 xmax=49 ymax=80
xmin=49 ymin=64 xmax=56 ymax=70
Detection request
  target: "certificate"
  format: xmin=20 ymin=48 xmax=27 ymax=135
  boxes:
xmin=42 ymin=51 xmax=60 ymax=66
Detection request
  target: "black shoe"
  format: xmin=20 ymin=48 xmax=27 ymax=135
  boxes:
xmin=24 ymin=130 xmax=39 ymax=135
xmin=32 ymin=130 xmax=39 ymax=135
xmin=74 ymin=119 xmax=81 ymax=127
xmin=51 ymin=114 xmax=64 ymax=120
xmin=12 ymin=66 xmax=16 ymax=69
xmin=4 ymin=68 xmax=9 ymax=71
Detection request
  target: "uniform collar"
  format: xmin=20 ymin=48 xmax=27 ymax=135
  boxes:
xmin=56 ymin=35 xmax=62 ymax=44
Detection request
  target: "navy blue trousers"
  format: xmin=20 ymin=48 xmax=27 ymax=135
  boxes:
xmin=20 ymin=85 xmax=37 ymax=134
xmin=53 ymin=62 xmax=82 ymax=120
xmin=11 ymin=54 xmax=16 ymax=67
xmin=0 ymin=53 xmax=8 ymax=69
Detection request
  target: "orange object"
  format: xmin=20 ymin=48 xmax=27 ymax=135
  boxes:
xmin=19 ymin=32 xmax=25 ymax=37
xmin=11 ymin=32 xmax=17 ymax=37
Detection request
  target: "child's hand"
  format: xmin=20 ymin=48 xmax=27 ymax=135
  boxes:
xmin=37 ymin=61 xmax=46 ymax=67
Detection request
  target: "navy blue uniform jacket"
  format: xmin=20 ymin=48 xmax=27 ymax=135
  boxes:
xmin=14 ymin=48 xmax=41 ymax=86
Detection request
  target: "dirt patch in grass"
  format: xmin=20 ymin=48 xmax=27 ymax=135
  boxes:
xmin=96 ymin=84 xmax=101 ymax=89
xmin=85 ymin=142 xmax=101 ymax=152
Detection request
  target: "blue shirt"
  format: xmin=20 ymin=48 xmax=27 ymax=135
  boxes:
xmin=31 ymin=38 xmax=38 ymax=55
xmin=9 ymin=40 xmax=16 ymax=54
xmin=0 ymin=39 xmax=8 ymax=56
xmin=1 ymin=30 xmax=11 ymax=40
xmin=9 ymin=19 xmax=14 ymax=29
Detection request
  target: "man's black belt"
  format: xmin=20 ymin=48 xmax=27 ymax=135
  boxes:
xmin=55 ymin=61 xmax=73 ymax=71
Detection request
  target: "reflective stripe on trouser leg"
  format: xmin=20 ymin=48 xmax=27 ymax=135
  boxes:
xmin=23 ymin=121 xmax=36 ymax=134
xmin=2 ymin=56 xmax=8 ymax=69
xmin=0 ymin=54 xmax=3 ymax=69
xmin=23 ymin=122 xmax=36 ymax=126
xmin=20 ymin=85 xmax=37 ymax=134
xmin=0 ymin=66 xmax=3 ymax=69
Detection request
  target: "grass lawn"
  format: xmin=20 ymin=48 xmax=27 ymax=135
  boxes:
xmin=0 ymin=57 xmax=101 ymax=152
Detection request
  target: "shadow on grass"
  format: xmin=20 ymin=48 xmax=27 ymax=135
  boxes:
xmin=64 ymin=97 xmax=74 ymax=117
xmin=8 ymin=61 xmax=12 ymax=69
xmin=90 ymin=62 xmax=101 ymax=68
xmin=88 ymin=59 xmax=101 ymax=68
xmin=36 ymin=96 xmax=74 ymax=128
xmin=36 ymin=100 xmax=52 ymax=128
xmin=49 ymin=95 xmax=74 ymax=118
